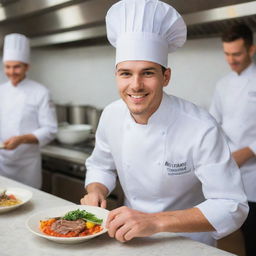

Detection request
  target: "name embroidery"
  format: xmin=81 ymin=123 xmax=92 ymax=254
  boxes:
xmin=165 ymin=161 xmax=191 ymax=175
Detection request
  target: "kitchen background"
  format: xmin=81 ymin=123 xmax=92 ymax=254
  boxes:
xmin=0 ymin=36 xmax=252 ymax=110
xmin=0 ymin=0 xmax=255 ymax=111
xmin=0 ymin=1 xmax=255 ymax=255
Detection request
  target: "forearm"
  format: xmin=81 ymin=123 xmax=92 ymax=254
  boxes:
xmin=232 ymin=147 xmax=255 ymax=167
xmin=4 ymin=134 xmax=39 ymax=149
xmin=18 ymin=134 xmax=39 ymax=144
xmin=154 ymin=207 xmax=215 ymax=233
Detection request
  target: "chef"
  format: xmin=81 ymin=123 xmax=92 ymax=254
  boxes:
xmin=81 ymin=0 xmax=248 ymax=246
xmin=210 ymin=24 xmax=256 ymax=255
xmin=0 ymin=33 xmax=57 ymax=188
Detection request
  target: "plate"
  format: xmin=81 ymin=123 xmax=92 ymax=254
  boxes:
xmin=0 ymin=187 xmax=32 ymax=213
xmin=26 ymin=205 xmax=109 ymax=244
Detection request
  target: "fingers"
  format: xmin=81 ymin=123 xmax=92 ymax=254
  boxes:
xmin=113 ymin=223 xmax=133 ymax=242
xmin=107 ymin=206 xmax=135 ymax=242
xmin=80 ymin=195 xmax=100 ymax=206
xmin=4 ymin=137 xmax=19 ymax=150
xmin=106 ymin=206 xmax=125 ymax=227
xmin=80 ymin=193 xmax=107 ymax=208
xmin=106 ymin=207 xmax=156 ymax=242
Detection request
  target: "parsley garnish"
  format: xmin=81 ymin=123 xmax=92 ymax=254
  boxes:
xmin=63 ymin=209 xmax=103 ymax=224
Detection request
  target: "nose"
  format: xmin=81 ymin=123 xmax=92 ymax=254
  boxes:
xmin=227 ymin=55 xmax=235 ymax=64
xmin=8 ymin=67 xmax=16 ymax=75
xmin=130 ymin=75 xmax=144 ymax=91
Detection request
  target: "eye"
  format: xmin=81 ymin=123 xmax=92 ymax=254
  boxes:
xmin=143 ymin=71 xmax=154 ymax=77
xmin=119 ymin=72 xmax=131 ymax=77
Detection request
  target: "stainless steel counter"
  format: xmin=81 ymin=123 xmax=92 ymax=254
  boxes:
xmin=41 ymin=144 xmax=89 ymax=165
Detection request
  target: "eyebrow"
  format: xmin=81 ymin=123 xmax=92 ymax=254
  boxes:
xmin=116 ymin=67 xmax=157 ymax=72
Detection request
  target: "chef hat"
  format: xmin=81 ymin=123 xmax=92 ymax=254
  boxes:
xmin=3 ymin=33 xmax=30 ymax=64
xmin=106 ymin=0 xmax=187 ymax=68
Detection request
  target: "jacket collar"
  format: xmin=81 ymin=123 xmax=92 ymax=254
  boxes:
xmin=7 ymin=77 xmax=28 ymax=88
xmin=233 ymin=62 xmax=256 ymax=78
xmin=126 ymin=92 xmax=177 ymax=129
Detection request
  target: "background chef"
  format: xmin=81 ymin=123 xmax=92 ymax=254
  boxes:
xmin=0 ymin=33 xmax=57 ymax=189
xmin=81 ymin=0 xmax=248 ymax=246
xmin=210 ymin=23 xmax=256 ymax=256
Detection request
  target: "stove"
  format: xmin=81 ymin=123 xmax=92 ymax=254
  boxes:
xmin=41 ymin=138 xmax=124 ymax=209
xmin=41 ymin=138 xmax=95 ymax=179
xmin=51 ymin=138 xmax=95 ymax=154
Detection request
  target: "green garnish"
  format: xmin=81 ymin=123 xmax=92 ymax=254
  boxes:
xmin=63 ymin=209 xmax=103 ymax=224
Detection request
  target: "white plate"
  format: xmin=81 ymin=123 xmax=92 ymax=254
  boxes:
xmin=0 ymin=187 xmax=32 ymax=213
xmin=26 ymin=205 xmax=109 ymax=244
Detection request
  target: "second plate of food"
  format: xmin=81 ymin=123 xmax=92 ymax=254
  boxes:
xmin=0 ymin=187 xmax=32 ymax=213
xmin=26 ymin=205 xmax=109 ymax=244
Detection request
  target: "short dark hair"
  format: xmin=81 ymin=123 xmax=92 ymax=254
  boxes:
xmin=221 ymin=23 xmax=253 ymax=48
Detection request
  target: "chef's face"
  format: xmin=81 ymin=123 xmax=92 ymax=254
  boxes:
xmin=4 ymin=61 xmax=29 ymax=86
xmin=223 ymin=38 xmax=254 ymax=74
xmin=116 ymin=60 xmax=170 ymax=124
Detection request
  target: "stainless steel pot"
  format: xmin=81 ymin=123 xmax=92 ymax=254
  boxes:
xmin=68 ymin=105 xmax=87 ymax=124
xmin=55 ymin=104 xmax=69 ymax=123
xmin=68 ymin=105 xmax=102 ymax=133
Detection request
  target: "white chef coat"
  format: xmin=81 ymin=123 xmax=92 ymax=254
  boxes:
xmin=0 ymin=78 xmax=57 ymax=188
xmin=85 ymin=92 xmax=248 ymax=245
xmin=210 ymin=63 xmax=256 ymax=203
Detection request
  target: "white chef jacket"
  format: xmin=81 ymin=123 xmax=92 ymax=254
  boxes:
xmin=210 ymin=63 xmax=256 ymax=203
xmin=0 ymin=78 xmax=57 ymax=188
xmin=85 ymin=92 xmax=248 ymax=245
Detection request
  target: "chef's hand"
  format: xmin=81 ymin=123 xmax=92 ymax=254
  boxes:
xmin=80 ymin=182 xmax=108 ymax=208
xmin=106 ymin=206 xmax=159 ymax=242
xmin=4 ymin=134 xmax=38 ymax=150
xmin=4 ymin=136 xmax=23 ymax=150
xmin=80 ymin=192 xmax=107 ymax=208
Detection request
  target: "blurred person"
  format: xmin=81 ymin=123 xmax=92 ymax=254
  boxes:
xmin=210 ymin=23 xmax=256 ymax=256
xmin=0 ymin=33 xmax=57 ymax=188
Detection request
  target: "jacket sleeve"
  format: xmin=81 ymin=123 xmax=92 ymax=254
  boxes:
xmin=194 ymin=124 xmax=248 ymax=239
xmin=85 ymin=108 xmax=117 ymax=194
xmin=249 ymin=141 xmax=256 ymax=155
xmin=32 ymin=90 xmax=57 ymax=146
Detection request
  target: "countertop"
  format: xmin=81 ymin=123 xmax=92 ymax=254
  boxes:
xmin=41 ymin=144 xmax=89 ymax=165
xmin=0 ymin=176 xmax=236 ymax=256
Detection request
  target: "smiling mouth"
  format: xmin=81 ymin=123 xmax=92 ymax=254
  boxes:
xmin=128 ymin=94 xmax=149 ymax=99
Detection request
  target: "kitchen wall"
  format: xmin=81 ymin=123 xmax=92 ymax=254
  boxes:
xmin=0 ymin=36 xmax=254 ymax=110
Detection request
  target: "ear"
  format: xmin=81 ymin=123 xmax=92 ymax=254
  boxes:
xmin=25 ymin=64 xmax=30 ymax=72
xmin=249 ymin=45 xmax=255 ymax=58
xmin=163 ymin=68 xmax=171 ymax=87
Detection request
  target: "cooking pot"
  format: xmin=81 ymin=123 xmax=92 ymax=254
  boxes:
xmin=68 ymin=105 xmax=102 ymax=133
xmin=56 ymin=124 xmax=92 ymax=145
xmin=55 ymin=104 xmax=69 ymax=123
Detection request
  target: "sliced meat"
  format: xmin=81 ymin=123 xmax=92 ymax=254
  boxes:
xmin=51 ymin=219 xmax=86 ymax=235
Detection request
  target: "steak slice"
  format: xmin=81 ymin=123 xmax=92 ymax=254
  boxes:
xmin=51 ymin=219 xmax=86 ymax=235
